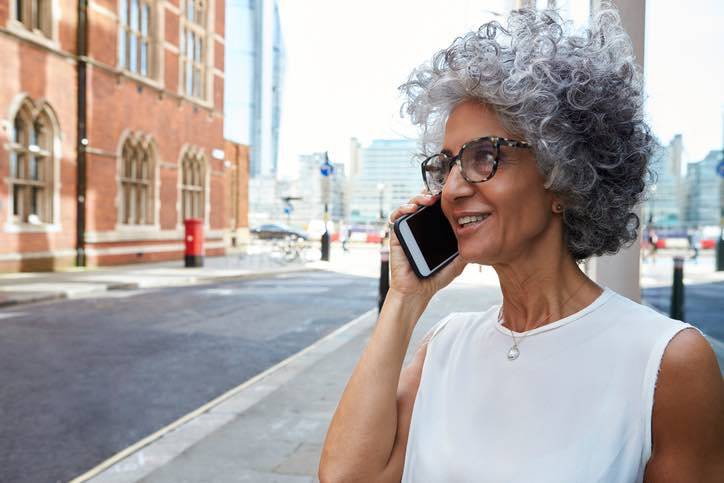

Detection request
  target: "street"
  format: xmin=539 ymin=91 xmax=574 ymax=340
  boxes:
xmin=0 ymin=271 xmax=376 ymax=483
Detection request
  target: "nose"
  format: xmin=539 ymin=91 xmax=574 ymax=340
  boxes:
xmin=442 ymin=162 xmax=475 ymax=201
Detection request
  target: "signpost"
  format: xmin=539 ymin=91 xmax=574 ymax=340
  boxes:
xmin=281 ymin=196 xmax=301 ymax=226
xmin=320 ymin=153 xmax=334 ymax=261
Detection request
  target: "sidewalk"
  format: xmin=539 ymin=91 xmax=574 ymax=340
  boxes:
xmin=0 ymin=246 xmax=323 ymax=308
xmin=78 ymin=274 xmax=501 ymax=483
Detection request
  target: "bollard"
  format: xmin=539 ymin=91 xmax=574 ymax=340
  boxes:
xmin=670 ymin=256 xmax=685 ymax=321
xmin=717 ymin=233 xmax=724 ymax=272
xmin=378 ymin=243 xmax=390 ymax=313
xmin=321 ymin=230 xmax=330 ymax=261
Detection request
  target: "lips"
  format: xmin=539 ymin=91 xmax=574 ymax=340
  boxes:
xmin=457 ymin=214 xmax=490 ymax=226
xmin=453 ymin=212 xmax=492 ymax=236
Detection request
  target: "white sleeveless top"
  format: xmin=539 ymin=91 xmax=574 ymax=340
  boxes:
xmin=402 ymin=286 xmax=701 ymax=483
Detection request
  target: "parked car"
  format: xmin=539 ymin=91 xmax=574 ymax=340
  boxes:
xmin=250 ymin=223 xmax=309 ymax=240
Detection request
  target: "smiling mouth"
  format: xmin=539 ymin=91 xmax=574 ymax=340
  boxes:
xmin=457 ymin=214 xmax=491 ymax=227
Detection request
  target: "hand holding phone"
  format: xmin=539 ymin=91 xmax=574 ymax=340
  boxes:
xmin=394 ymin=199 xmax=459 ymax=278
xmin=385 ymin=194 xmax=466 ymax=303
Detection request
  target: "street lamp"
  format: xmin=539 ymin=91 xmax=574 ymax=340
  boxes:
xmin=377 ymin=183 xmax=385 ymax=223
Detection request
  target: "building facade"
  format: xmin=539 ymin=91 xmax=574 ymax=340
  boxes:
xmin=0 ymin=0 xmax=243 ymax=271
xmin=283 ymin=152 xmax=345 ymax=229
xmin=225 ymin=0 xmax=283 ymax=178
xmin=685 ymin=149 xmax=723 ymax=229
xmin=643 ymin=134 xmax=686 ymax=229
xmin=348 ymin=139 xmax=420 ymax=225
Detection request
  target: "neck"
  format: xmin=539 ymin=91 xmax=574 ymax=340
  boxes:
xmin=492 ymin=235 xmax=602 ymax=333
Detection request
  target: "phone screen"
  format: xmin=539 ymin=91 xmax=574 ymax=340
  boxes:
xmin=405 ymin=201 xmax=458 ymax=271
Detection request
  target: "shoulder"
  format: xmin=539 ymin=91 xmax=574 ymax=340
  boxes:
xmin=420 ymin=308 xmax=498 ymax=346
xmin=645 ymin=328 xmax=724 ymax=481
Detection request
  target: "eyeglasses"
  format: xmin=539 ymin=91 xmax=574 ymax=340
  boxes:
xmin=421 ymin=136 xmax=532 ymax=195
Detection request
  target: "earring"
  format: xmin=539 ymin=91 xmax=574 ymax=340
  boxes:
xmin=554 ymin=203 xmax=563 ymax=213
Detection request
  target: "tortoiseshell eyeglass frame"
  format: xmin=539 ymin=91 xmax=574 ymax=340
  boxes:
xmin=421 ymin=136 xmax=532 ymax=194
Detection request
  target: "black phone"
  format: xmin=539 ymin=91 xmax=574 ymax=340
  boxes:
xmin=393 ymin=199 xmax=459 ymax=278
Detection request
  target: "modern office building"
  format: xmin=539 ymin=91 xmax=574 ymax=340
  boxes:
xmin=685 ymin=149 xmax=723 ymax=228
xmin=225 ymin=0 xmax=284 ymax=178
xmin=0 ymin=0 xmax=246 ymax=271
xmin=348 ymin=139 xmax=420 ymax=225
xmin=644 ymin=135 xmax=686 ymax=228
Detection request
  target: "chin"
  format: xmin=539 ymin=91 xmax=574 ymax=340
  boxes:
xmin=457 ymin=244 xmax=491 ymax=265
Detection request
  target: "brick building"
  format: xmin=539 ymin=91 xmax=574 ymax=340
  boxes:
xmin=0 ymin=0 xmax=247 ymax=271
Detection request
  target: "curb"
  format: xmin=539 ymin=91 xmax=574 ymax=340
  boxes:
xmin=70 ymin=307 xmax=377 ymax=483
xmin=0 ymin=266 xmax=320 ymax=309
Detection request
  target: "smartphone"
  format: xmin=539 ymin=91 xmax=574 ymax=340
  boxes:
xmin=393 ymin=199 xmax=459 ymax=278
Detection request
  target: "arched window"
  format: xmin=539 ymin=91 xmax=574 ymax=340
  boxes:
xmin=180 ymin=148 xmax=205 ymax=220
xmin=8 ymin=100 xmax=55 ymax=224
xmin=180 ymin=0 xmax=207 ymax=99
xmin=120 ymin=135 xmax=155 ymax=225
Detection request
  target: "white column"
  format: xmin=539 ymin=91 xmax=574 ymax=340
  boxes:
xmin=584 ymin=0 xmax=646 ymax=301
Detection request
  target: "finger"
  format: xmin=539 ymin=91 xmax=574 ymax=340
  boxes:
xmin=407 ymin=193 xmax=438 ymax=207
xmin=388 ymin=203 xmax=421 ymax=225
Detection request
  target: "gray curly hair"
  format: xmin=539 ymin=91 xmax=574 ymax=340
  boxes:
xmin=399 ymin=6 xmax=656 ymax=262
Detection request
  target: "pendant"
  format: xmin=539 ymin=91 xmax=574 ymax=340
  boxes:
xmin=507 ymin=346 xmax=520 ymax=361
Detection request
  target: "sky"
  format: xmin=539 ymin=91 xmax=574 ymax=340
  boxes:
xmin=275 ymin=0 xmax=724 ymax=179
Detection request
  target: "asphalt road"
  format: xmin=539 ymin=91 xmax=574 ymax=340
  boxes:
xmin=0 ymin=271 xmax=377 ymax=483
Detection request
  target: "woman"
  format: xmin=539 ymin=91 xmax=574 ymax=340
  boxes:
xmin=319 ymin=6 xmax=723 ymax=483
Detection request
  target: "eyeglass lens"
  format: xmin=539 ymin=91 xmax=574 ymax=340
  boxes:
xmin=423 ymin=138 xmax=496 ymax=193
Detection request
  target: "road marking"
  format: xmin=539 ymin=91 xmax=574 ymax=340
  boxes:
xmin=69 ymin=307 xmax=377 ymax=483
xmin=0 ymin=312 xmax=26 ymax=320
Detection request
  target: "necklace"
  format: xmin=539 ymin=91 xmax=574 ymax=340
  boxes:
xmin=498 ymin=279 xmax=588 ymax=361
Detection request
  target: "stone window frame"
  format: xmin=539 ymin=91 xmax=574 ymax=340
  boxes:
xmin=178 ymin=0 xmax=214 ymax=103
xmin=176 ymin=145 xmax=210 ymax=228
xmin=3 ymin=95 xmax=61 ymax=231
xmin=117 ymin=132 xmax=159 ymax=227
xmin=7 ymin=0 xmax=60 ymax=47
xmin=180 ymin=147 xmax=206 ymax=221
xmin=13 ymin=0 xmax=52 ymax=37
xmin=117 ymin=0 xmax=158 ymax=79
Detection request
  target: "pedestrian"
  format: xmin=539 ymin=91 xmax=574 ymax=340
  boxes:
xmin=341 ymin=225 xmax=351 ymax=252
xmin=690 ymin=228 xmax=701 ymax=262
xmin=647 ymin=227 xmax=659 ymax=262
xmin=320 ymin=6 xmax=723 ymax=482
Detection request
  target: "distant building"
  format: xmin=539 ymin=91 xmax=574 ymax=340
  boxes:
xmin=279 ymin=152 xmax=346 ymax=230
xmin=247 ymin=175 xmax=285 ymax=227
xmin=348 ymin=139 xmax=420 ymax=224
xmin=225 ymin=0 xmax=284 ymax=178
xmin=644 ymin=135 xmax=686 ymax=228
xmin=685 ymin=149 xmax=723 ymax=228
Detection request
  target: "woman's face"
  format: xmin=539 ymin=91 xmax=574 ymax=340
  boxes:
xmin=440 ymin=100 xmax=558 ymax=265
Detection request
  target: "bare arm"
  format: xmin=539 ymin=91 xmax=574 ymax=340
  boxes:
xmin=376 ymin=330 xmax=433 ymax=483
xmin=318 ymin=292 xmax=430 ymax=483
xmin=644 ymin=328 xmax=724 ymax=482
xmin=318 ymin=192 xmax=466 ymax=483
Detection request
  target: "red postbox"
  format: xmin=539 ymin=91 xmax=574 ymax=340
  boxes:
xmin=184 ymin=218 xmax=204 ymax=267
